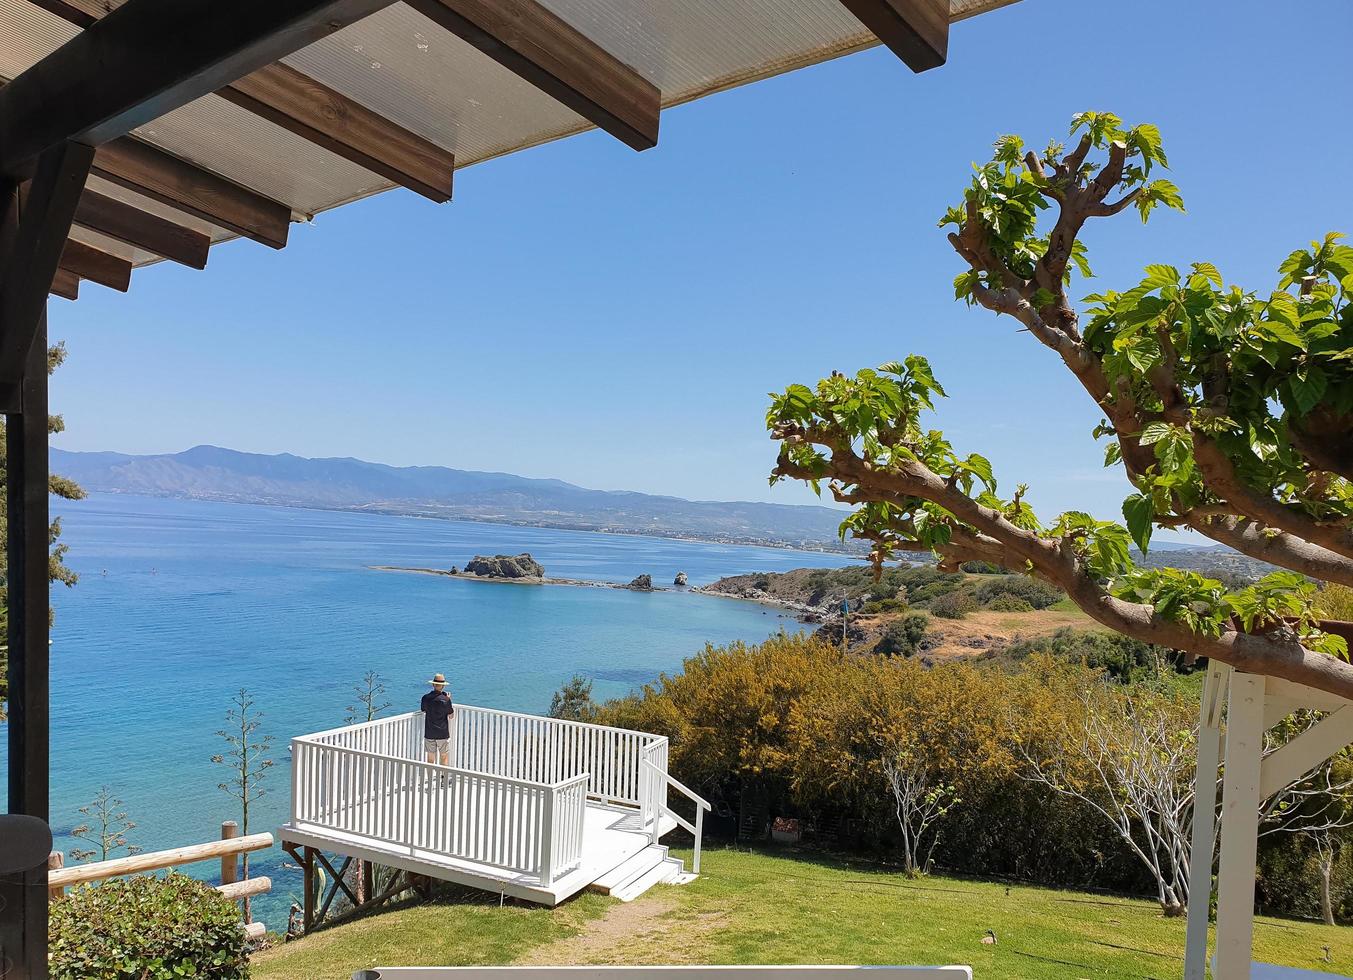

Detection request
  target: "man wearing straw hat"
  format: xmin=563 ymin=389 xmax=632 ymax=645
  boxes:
xmin=421 ymin=673 xmax=455 ymax=766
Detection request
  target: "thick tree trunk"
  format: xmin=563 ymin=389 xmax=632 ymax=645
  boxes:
xmin=1320 ymin=856 xmax=1335 ymax=927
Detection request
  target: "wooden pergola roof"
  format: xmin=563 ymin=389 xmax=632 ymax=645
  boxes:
xmin=1 ymin=0 xmax=1015 ymax=300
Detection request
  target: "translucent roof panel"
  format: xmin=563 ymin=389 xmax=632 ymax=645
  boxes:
xmin=2 ymin=0 xmax=1019 ymax=269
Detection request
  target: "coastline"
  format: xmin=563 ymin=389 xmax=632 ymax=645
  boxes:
xmin=369 ymin=564 xmax=821 ymax=621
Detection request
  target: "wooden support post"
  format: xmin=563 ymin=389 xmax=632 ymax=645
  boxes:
xmin=302 ymin=846 xmax=316 ymax=934
xmin=47 ymin=851 xmax=64 ymax=901
xmin=1 ymin=175 xmax=59 ymax=969
xmin=1183 ymin=664 xmax=1225 ymax=980
xmin=220 ymin=821 xmax=239 ymax=886
xmin=1215 ymin=672 xmax=1266 ymax=980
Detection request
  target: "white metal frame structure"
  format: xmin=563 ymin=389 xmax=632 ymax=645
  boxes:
xmin=1184 ymin=663 xmax=1353 ymax=980
xmin=353 ymin=966 xmax=973 ymax=979
xmin=283 ymin=705 xmax=708 ymax=904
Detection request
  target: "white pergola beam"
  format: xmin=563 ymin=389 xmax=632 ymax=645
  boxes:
xmin=1259 ymin=704 xmax=1353 ymax=799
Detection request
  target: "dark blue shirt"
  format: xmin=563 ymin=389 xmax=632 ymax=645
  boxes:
xmin=420 ymin=689 xmax=454 ymax=739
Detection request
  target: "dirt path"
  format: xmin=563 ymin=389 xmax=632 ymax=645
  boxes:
xmin=515 ymin=890 xmax=727 ymax=966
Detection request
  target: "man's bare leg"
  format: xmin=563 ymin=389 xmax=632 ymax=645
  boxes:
xmin=438 ymin=749 xmax=450 ymax=767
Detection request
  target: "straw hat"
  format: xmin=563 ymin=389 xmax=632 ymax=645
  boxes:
xmin=427 ymin=673 xmax=448 ymax=686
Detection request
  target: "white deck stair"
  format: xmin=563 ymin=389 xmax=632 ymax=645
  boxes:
xmin=590 ymin=844 xmax=687 ymax=901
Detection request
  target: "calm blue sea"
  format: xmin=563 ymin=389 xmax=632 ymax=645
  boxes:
xmin=0 ymin=492 xmax=854 ymax=926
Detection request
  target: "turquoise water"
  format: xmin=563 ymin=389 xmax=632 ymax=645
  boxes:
xmin=1 ymin=492 xmax=853 ymax=925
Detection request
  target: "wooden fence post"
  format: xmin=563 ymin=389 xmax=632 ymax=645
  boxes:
xmin=48 ymin=849 xmax=64 ymax=901
xmin=220 ymin=821 xmax=239 ymax=885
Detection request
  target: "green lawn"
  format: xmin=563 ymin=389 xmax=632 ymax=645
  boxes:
xmin=252 ymin=848 xmax=1351 ymax=980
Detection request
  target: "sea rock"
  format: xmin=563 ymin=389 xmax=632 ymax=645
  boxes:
xmin=463 ymin=553 xmax=544 ymax=579
xmin=627 ymin=574 xmax=654 ymax=591
xmin=674 ymin=571 xmax=689 ymax=587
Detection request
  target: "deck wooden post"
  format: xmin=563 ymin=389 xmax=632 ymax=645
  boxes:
xmin=1214 ymin=672 xmax=1265 ymax=980
xmin=220 ymin=821 xmax=240 ymax=885
xmin=302 ymin=846 xmax=316 ymax=934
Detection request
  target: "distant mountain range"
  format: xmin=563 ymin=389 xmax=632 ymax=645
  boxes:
xmin=50 ymin=446 xmax=862 ymax=552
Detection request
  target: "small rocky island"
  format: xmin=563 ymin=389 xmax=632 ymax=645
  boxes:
xmin=463 ymin=553 xmax=544 ymax=579
xmin=372 ymin=553 xmax=678 ymax=595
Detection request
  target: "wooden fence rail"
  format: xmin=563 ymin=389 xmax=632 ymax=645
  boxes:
xmin=48 ymin=821 xmax=273 ymax=938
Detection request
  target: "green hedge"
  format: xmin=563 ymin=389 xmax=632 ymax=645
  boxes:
xmin=51 ymin=872 xmax=249 ymax=980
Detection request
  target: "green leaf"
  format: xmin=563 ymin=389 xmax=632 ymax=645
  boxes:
xmin=1288 ymin=370 xmax=1327 ymax=415
xmin=961 ymin=453 xmax=996 ymax=490
xmin=1138 ymin=422 xmax=1172 ymax=445
xmin=1142 ymin=264 xmax=1180 ymax=289
xmin=1122 ymin=493 xmax=1155 ymax=555
xmin=1190 ymin=261 xmax=1223 ymax=288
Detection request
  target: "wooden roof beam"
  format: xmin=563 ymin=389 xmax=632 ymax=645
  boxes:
xmin=93 ymin=138 xmax=291 ymax=250
xmin=29 ymin=1 xmax=456 ymax=203
xmin=73 ymin=190 xmax=211 ymax=270
xmin=407 ymin=0 xmax=660 ymax=151
xmin=50 ymin=267 xmax=79 ymax=300
xmin=838 ymin=0 xmax=949 ymax=72
xmin=59 ymin=239 xmax=131 ymax=292
xmin=0 ymin=0 xmax=402 ymax=179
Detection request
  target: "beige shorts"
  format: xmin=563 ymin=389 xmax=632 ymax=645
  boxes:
xmin=423 ymin=737 xmax=450 ymax=755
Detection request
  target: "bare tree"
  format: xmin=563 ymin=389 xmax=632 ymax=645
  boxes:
xmin=69 ymin=787 xmax=142 ymax=863
xmin=881 ymin=748 xmax=957 ymax=877
xmin=1307 ymin=829 xmax=1346 ymax=927
xmin=212 ymin=688 xmax=273 ymax=920
xmin=345 ymin=670 xmax=392 ymax=725
xmin=1019 ymin=685 xmax=1196 ymax=915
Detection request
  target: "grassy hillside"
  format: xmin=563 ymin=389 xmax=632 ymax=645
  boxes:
xmin=252 ymin=848 xmax=1349 ymax=980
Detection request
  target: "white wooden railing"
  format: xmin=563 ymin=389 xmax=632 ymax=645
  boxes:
xmin=642 ymin=760 xmax=710 ymax=873
xmin=452 ymin=705 xmax=666 ymax=807
xmin=292 ymin=734 xmax=588 ymax=882
xmin=290 ymin=707 xmax=673 ymax=885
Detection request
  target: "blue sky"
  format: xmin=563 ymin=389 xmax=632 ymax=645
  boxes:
xmin=48 ymin=0 xmax=1353 ymax=529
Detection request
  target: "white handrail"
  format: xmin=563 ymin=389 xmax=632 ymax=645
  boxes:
xmin=289 ymin=705 xmax=663 ymax=885
xmin=641 ymin=759 xmax=710 ymax=874
xmin=292 ymin=738 xmax=552 ymax=877
xmin=452 ymin=705 xmax=664 ymax=807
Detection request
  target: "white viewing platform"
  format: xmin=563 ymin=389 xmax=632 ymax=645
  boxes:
xmin=281 ymin=706 xmax=708 ymax=907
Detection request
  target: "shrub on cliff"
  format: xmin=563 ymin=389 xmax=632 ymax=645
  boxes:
xmin=929 ymin=590 xmax=978 ymax=619
xmin=973 ymin=576 xmax=1064 ymax=610
xmin=875 ymin=612 xmax=931 ymax=656
xmin=50 ymin=873 xmax=249 ymax=980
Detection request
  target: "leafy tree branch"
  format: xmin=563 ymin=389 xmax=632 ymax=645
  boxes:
xmin=768 ymin=115 xmax=1353 ymax=703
